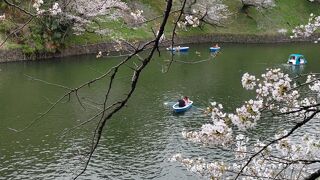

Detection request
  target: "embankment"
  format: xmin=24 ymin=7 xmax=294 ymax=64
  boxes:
xmin=0 ymin=33 xmax=318 ymax=63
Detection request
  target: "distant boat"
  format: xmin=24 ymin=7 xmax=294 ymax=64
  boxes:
xmin=287 ymin=54 xmax=307 ymax=65
xmin=172 ymin=100 xmax=193 ymax=113
xmin=210 ymin=47 xmax=220 ymax=53
xmin=166 ymin=46 xmax=189 ymax=52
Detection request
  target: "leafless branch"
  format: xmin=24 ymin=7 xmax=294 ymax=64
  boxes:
xmin=24 ymin=74 xmax=72 ymax=91
xmin=305 ymin=169 xmax=320 ymax=180
xmin=0 ymin=17 xmax=34 ymax=48
xmin=73 ymin=0 xmax=173 ymax=178
xmin=164 ymin=0 xmax=188 ymax=73
xmin=3 ymin=0 xmax=35 ymax=17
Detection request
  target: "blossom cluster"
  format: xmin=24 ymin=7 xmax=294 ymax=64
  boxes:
xmin=178 ymin=0 xmax=230 ymax=30
xmin=182 ymin=103 xmax=232 ymax=145
xmin=130 ymin=10 xmax=145 ymax=23
xmin=65 ymin=0 xmax=132 ymax=34
xmin=172 ymin=132 xmax=320 ymax=179
xmin=182 ymin=120 xmax=233 ymax=146
xmin=241 ymin=72 xmax=256 ymax=90
xmin=33 ymin=0 xmax=61 ymax=16
xmin=291 ymin=13 xmax=320 ymax=43
xmin=33 ymin=0 xmax=44 ymax=15
xmin=31 ymin=0 xmax=146 ymax=36
xmin=205 ymin=3 xmax=230 ymax=24
xmin=277 ymin=28 xmax=288 ymax=34
xmin=177 ymin=14 xmax=200 ymax=29
xmin=0 ymin=14 xmax=5 ymax=21
xmin=170 ymin=154 xmax=227 ymax=179
xmin=229 ymin=99 xmax=263 ymax=129
xmin=49 ymin=3 xmax=62 ymax=16
xmin=307 ymin=74 xmax=320 ymax=93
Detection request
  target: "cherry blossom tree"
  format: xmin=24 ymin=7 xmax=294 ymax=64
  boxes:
xmin=0 ymin=0 xmax=145 ymax=50
xmin=291 ymin=13 xmax=320 ymax=43
xmin=171 ymin=69 xmax=320 ymax=179
xmin=182 ymin=0 xmax=230 ymax=27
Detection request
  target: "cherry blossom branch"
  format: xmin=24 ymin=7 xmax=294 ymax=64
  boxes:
xmin=235 ymin=110 xmax=320 ymax=179
xmin=273 ymin=103 xmax=320 ymax=116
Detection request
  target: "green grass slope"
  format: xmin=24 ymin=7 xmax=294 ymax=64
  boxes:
xmin=66 ymin=0 xmax=320 ymax=46
xmin=2 ymin=0 xmax=320 ymax=49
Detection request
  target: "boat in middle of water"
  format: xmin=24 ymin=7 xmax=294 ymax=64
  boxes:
xmin=166 ymin=46 xmax=189 ymax=52
xmin=209 ymin=47 xmax=221 ymax=53
xmin=172 ymin=100 xmax=193 ymax=113
xmin=287 ymin=54 xmax=307 ymax=65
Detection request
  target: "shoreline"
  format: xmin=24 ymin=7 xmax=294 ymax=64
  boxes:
xmin=0 ymin=33 xmax=318 ymax=63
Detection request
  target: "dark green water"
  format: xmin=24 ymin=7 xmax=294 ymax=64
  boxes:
xmin=0 ymin=43 xmax=319 ymax=179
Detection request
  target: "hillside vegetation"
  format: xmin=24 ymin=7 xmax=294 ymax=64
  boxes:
xmin=1 ymin=0 xmax=320 ymax=50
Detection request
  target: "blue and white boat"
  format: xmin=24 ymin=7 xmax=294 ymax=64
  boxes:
xmin=287 ymin=54 xmax=307 ymax=65
xmin=172 ymin=100 xmax=193 ymax=113
xmin=210 ymin=47 xmax=220 ymax=53
xmin=166 ymin=46 xmax=189 ymax=52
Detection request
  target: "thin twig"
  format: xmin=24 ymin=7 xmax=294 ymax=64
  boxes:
xmin=0 ymin=17 xmax=34 ymax=48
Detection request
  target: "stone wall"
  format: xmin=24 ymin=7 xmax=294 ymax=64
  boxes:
xmin=0 ymin=34 xmax=318 ymax=63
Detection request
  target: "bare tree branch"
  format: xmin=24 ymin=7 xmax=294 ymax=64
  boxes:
xmin=24 ymin=74 xmax=72 ymax=91
xmin=164 ymin=0 xmax=187 ymax=73
xmin=73 ymin=0 xmax=174 ymax=178
xmin=0 ymin=17 xmax=34 ymax=48
xmin=3 ymin=0 xmax=36 ymax=17
xmin=305 ymin=169 xmax=320 ymax=180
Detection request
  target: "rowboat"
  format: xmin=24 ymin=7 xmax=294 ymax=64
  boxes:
xmin=210 ymin=47 xmax=220 ymax=52
xmin=166 ymin=46 xmax=189 ymax=52
xmin=172 ymin=100 xmax=193 ymax=113
xmin=287 ymin=54 xmax=307 ymax=65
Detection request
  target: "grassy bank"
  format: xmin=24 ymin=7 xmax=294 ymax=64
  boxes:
xmin=2 ymin=0 xmax=320 ymax=50
xmin=65 ymin=0 xmax=320 ymax=46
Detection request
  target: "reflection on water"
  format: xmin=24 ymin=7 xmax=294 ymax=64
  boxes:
xmin=0 ymin=43 xmax=319 ymax=179
xmin=281 ymin=63 xmax=306 ymax=75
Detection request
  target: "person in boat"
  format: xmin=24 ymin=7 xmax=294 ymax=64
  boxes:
xmin=213 ymin=43 xmax=220 ymax=48
xmin=178 ymin=99 xmax=186 ymax=107
xmin=183 ymin=96 xmax=190 ymax=104
xmin=96 ymin=51 xmax=102 ymax=58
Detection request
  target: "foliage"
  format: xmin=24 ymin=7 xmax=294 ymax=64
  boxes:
xmin=2 ymin=0 xmax=320 ymax=50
